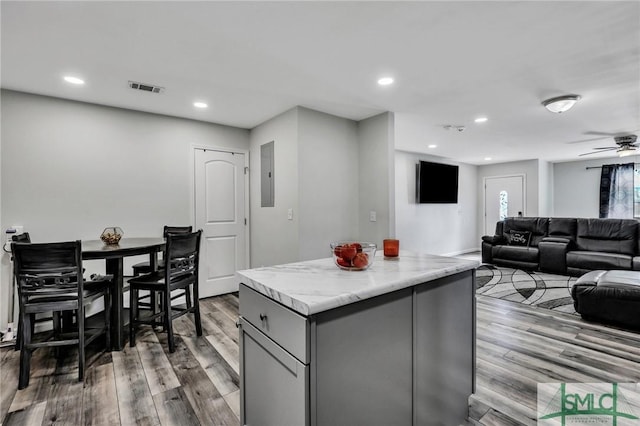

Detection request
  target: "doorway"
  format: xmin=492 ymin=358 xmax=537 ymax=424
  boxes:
xmin=194 ymin=148 xmax=249 ymax=298
xmin=484 ymin=175 xmax=525 ymax=235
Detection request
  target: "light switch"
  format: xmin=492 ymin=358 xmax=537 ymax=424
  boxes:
xmin=369 ymin=211 xmax=377 ymax=222
xmin=288 ymin=208 xmax=293 ymax=220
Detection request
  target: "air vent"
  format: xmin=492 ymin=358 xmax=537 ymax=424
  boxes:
xmin=128 ymin=81 xmax=164 ymax=94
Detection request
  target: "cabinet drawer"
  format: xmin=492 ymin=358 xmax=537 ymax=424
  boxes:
xmin=239 ymin=284 xmax=309 ymax=363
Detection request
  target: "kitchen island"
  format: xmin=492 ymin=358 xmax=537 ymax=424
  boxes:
xmin=236 ymin=252 xmax=479 ymax=426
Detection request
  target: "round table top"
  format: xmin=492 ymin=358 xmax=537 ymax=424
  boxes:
xmin=82 ymin=237 xmax=165 ymax=259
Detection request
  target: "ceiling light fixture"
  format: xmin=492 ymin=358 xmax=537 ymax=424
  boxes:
xmin=474 ymin=117 xmax=488 ymax=123
xmin=618 ymin=146 xmax=636 ymax=157
xmin=542 ymin=95 xmax=581 ymax=113
xmin=193 ymin=102 xmax=208 ymax=109
xmin=428 ymin=144 xmax=437 ymax=149
xmin=377 ymin=77 xmax=394 ymax=86
xmin=484 ymin=157 xmax=492 ymax=161
xmin=63 ymin=76 xmax=85 ymax=85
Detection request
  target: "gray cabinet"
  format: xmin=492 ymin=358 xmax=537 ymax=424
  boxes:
xmin=414 ymin=271 xmax=476 ymax=425
xmin=240 ymin=319 xmax=308 ymax=426
xmin=313 ymin=288 xmax=413 ymax=425
xmin=239 ymin=269 xmax=475 ymax=426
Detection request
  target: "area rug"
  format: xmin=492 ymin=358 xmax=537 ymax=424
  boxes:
xmin=476 ymin=265 xmax=578 ymax=315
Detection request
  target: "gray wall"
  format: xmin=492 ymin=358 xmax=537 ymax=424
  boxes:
xmin=0 ymin=89 xmax=250 ymax=329
xmin=553 ymin=155 xmax=640 ymax=217
xmin=249 ymin=108 xmax=300 ymax=267
xmin=394 ymin=151 xmax=478 ymax=256
xmin=538 ymin=160 xmax=553 ymax=216
xmin=358 ymin=112 xmax=395 ymax=247
xmin=250 ymin=107 xmax=394 ymax=266
xmin=298 ymin=107 xmax=359 ymax=261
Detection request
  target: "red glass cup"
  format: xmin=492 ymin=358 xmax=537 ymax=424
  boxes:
xmin=383 ymin=239 xmax=399 ymax=257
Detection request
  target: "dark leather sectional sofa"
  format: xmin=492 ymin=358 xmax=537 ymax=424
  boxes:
xmin=482 ymin=217 xmax=640 ymax=276
xmin=482 ymin=216 xmax=640 ymax=330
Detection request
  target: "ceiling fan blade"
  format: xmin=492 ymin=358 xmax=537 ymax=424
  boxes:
xmin=565 ymin=136 xmax=609 ymax=145
xmin=583 ymin=131 xmax=622 ymax=137
xmin=579 ymin=148 xmax=617 ymax=156
xmin=584 ymin=129 xmax=640 ymax=137
xmin=592 ymin=147 xmax=618 ymax=150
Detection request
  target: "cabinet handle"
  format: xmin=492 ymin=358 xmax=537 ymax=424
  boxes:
xmin=259 ymin=313 xmax=267 ymax=321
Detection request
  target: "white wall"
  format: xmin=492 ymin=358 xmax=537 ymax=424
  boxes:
xmin=249 ymin=108 xmax=300 ymax=267
xmin=538 ymin=160 xmax=553 ymax=217
xmin=395 ymin=151 xmax=478 ymax=256
xmin=357 ymin=112 xmax=395 ymax=247
xmin=553 ymin=155 xmax=640 ymax=218
xmin=0 ymin=90 xmax=250 ymax=330
xmin=297 ymin=107 xmax=359 ymax=261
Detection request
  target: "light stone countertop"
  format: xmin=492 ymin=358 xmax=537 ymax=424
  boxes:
xmin=236 ymin=251 xmax=479 ymax=316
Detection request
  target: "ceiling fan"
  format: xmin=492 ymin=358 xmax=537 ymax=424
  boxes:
xmin=579 ymin=134 xmax=639 ymax=157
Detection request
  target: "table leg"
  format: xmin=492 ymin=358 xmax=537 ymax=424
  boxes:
xmin=105 ymin=257 xmax=124 ymax=351
xmin=149 ymin=250 xmax=160 ymax=327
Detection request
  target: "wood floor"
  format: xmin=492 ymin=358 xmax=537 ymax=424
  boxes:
xmin=471 ymin=295 xmax=640 ymax=425
xmin=1 ymin=292 xmax=639 ymax=425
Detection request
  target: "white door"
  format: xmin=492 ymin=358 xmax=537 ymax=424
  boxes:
xmin=195 ymin=149 xmax=248 ymax=298
xmin=484 ymin=175 xmax=525 ymax=235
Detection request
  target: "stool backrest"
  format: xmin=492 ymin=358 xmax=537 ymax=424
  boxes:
xmin=165 ymin=231 xmax=202 ymax=284
xmin=12 ymin=232 xmax=31 ymax=243
xmin=163 ymin=226 xmax=193 ymax=238
xmin=12 ymin=241 xmax=83 ymax=297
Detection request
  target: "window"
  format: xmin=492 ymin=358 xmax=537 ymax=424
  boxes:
xmin=499 ymin=190 xmax=508 ymax=221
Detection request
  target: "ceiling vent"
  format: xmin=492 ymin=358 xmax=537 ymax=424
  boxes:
xmin=128 ymin=81 xmax=164 ymax=94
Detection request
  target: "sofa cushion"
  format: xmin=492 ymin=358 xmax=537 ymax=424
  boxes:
xmin=566 ymin=250 xmax=632 ymax=271
xmin=492 ymin=245 xmax=539 ymax=263
xmin=593 ymin=270 xmax=640 ymax=290
xmin=548 ymin=218 xmax=577 ymax=243
xmin=574 ymin=270 xmax=607 ymax=286
xmin=508 ymin=230 xmax=531 ymax=246
xmin=502 ymin=217 xmax=549 ymax=248
xmin=575 ymin=218 xmax=638 ymax=255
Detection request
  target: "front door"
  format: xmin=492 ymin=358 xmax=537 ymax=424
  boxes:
xmin=484 ymin=175 xmax=525 ymax=235
xmin=195 ymin=148 xmax=248 ymax=298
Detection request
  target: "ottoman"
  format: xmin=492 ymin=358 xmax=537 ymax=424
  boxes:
xmin=571 ymin=270 xmax=640 ymax=330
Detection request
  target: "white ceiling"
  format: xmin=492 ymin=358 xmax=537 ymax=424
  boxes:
xmin=2 ymin=1 xmax=639 ymax=165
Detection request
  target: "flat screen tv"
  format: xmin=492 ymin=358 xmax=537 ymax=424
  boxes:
xmin=416 ymin=161 xmax=459 ymax=203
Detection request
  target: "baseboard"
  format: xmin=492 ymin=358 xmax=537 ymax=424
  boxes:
xmin=442 ymin=247 xmax=480 ymax=257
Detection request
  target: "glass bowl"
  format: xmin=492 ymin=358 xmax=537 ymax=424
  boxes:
xmin=330 ymin=241 xmax=376 ymax=271
xmin=100 ymin=227 xmax=123 ymax=245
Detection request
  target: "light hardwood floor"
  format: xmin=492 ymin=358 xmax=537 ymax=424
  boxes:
xmin=1 ymin=292 xmax=639 ymax=425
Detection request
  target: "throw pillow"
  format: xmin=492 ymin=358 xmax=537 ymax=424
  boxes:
xmin=509 ymin=230 xmax=531 ymax=246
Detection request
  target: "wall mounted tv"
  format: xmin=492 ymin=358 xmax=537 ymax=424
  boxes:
xmin=416 ymin=161 xmax=459 ymax=204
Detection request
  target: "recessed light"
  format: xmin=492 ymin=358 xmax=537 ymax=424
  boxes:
xmin=193 ymin=102 xmax=208 ymax=109
xmin=428 ymin=144 xmax=437 ymax=149
xmin=377 ymin=77 xmax=394 ymax=86
xmin=63 ymin=76 xmax=85 ymax=85
xmin=484 ymin=157 xmax=492 ymax=161
xmin=474 ymin=117 xmax=488 ymax=123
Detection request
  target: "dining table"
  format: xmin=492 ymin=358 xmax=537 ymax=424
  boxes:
xmin=82 ymin=237 xmax=165 ymax=350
